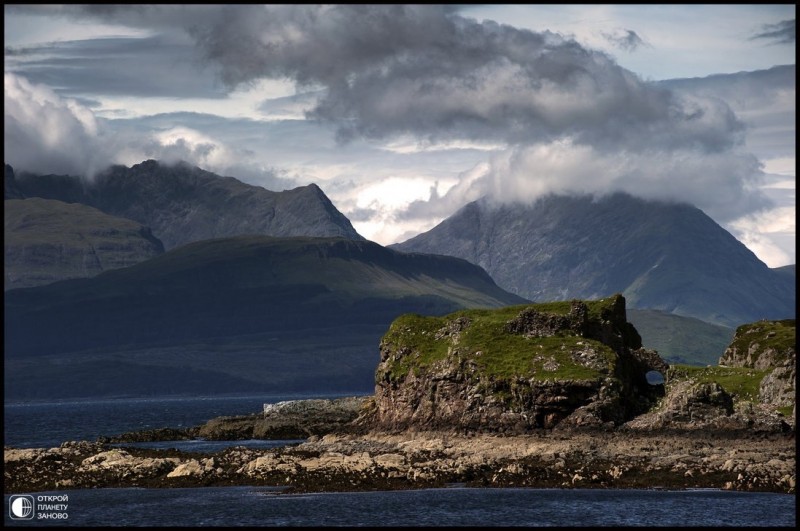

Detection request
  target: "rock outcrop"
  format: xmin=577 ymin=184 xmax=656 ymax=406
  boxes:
xmin=718 ymin=319 xmax=796 ymax=409
xmin=624 ymin=378 xmax=791 ymax=433
xmin=101 ymin=397 xmax=370 ymax=444
xmin=624 ymin=320 xmax=796 ymax=432
xmin=360 ymin=294 xmax=669 ymax=432
xmin=197 ymin=397 xmax=369 ymax=440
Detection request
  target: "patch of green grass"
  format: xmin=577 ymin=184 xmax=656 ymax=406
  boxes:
xmin=667 ymin=364 xmax=768 ymax=402
xmin=379 ymin=313 xmax=451 ymax=380
xmin=380 ymin=296 xmax=624 ymax=382
xmin=728 ymin=319 xmax=796 ymax=365
xmin=523 ymin=295 xmax=623 ymax=322
xmin=461 ymin=322 xmax=614 ymax=380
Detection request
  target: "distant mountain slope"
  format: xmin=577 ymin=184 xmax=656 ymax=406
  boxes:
xmin=627 ymin=309 xmax=735 ymax=367
xmin=13 ymin=159 xmax=363 ymax=250
xmin=4 ymin=198 xmax=165 ymax=290
xmin=392 ymin=193 xmax=795 ymax=328
xmin=773 ymin=264 xmax=796 ymax=296
xmin=4 ymin=236 xmax=527 ymax=399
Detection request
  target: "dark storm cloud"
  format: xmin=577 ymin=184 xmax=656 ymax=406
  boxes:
xmin=5 ymin=4 xmax=778 ymax=230
xmin=17 ymin=4 xmax=745 ymax=155
xmin=193 ymin=6 xmax=746 ymax=154
xmin=5 ymin=35 xmax=226 ymax=99
xmin=601 ymin=29 xmax=649 ymax=52
xmin=750 ymin=19 xmax=795 ymax=45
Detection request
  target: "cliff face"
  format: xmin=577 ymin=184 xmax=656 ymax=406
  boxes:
xmin=622 ymin=319 xmax=796 ymax=432
xmin=361 ymin=294 xmax=669 ymax=432
xmin=718 ymin=319 xmax=796 ymax=409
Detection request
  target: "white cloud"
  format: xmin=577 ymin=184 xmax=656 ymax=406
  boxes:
xmin=762 ymin=157 xmax=796 ymax=177
xmin=477 ymin=140 xmax=768 ymax=223
xmin=3 ymin=6 xmax=795 ymax=267
xmin=4 ymin=72 xmax=108 ymax=177
xmin=379 ymin=136 xmax=506 ymax=155
xmin=728 ymin=206 xmax=796 ymax=267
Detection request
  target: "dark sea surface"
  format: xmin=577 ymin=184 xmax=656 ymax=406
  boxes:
xmin=4 ymin=396 xmax=796 ymax=527
xmin=4 ymin=487 xmax=796 ymax=527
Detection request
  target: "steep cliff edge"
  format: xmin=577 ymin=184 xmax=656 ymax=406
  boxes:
xmin=719 ymin=319 xmax=797 ymax=408
xmin=718 ymin=319 xmax=796 ymax=412
xmin=359 ymin=294 xmax=669 ymax=432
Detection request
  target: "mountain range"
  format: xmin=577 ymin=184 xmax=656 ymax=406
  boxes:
xmin=4 ymin=160 xmax=795 ymax=398
xmin=5 ymin=160 xmax=363 ymax=289
xmin=9 ymin=159 xmax=362 ymax=250
xmin=4 ymin=235 xmax=525 ymax=399
xmin=391 ymin=194 xmax=795 ymax=328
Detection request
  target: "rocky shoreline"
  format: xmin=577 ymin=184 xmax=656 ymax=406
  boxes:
xmin=4 ymin=401 xmax=796 ymax=495
xmin=5 ymin=308 xmax=795 ymax=497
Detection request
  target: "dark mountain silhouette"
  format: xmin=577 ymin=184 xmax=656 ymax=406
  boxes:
xmin=392 ymin=193 xmax=795 ymax=328
xmin=4 ymin=164 xmax=25 ymax=199
xmin=12 ymin=159 xmax=363 ymax=250
xmin=4 ymin=235 xmax=527 ymax=399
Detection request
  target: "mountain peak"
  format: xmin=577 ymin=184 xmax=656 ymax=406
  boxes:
xmin=393 ymin=193 xmax=794 ymax=327
xmin=13 ymin=160 xmax=364 ymax=249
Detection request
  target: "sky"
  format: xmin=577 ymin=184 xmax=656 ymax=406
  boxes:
xmin=4 ymin=4 xmax=796 ymax=267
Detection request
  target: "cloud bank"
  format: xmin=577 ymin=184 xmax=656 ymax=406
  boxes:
xmin=4 ymin=5 xmax=792 ymax=264
xmin=4 ymin=72 xmax=106 ymax=177
xmin=4 ymin=72 xmax=290 ymax=189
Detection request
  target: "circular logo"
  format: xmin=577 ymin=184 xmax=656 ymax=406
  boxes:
xmin=11 ymin=496 xmax=34 ymax=519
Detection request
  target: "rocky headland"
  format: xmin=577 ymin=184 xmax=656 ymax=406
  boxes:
xmin=4 ymin=297 xmax=795 ymax=495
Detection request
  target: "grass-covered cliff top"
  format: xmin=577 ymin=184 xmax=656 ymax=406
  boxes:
xmin=666 ymin=364 xmax=793 ymax=417
xmin=667 ymin=365 xmax=768 ymax=403
xmin=726 ymin=319 xmax=796 ymax=362
xmin=379 ymin=296 xmax=629 ymax=382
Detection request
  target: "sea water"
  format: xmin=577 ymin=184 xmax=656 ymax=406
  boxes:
xmin=4 ymin=395 xmax=796 ymax=527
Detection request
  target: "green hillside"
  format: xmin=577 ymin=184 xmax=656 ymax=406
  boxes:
xmin=627 ymin=309 xmax=735 ymax=366
xmin=4 ymin=236 xmax=526 ymax=399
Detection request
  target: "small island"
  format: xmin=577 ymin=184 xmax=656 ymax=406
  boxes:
xmin=4 ymin=296 xmax=795 ymax=495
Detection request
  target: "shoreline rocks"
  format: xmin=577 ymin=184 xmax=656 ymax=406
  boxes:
xmin=4 ymin=429 xmax=795 ymax=495
xmin=5 ymin=312 xmax=794 ymax=497
xmin=101 ymin=396 xmax=369 ymax=444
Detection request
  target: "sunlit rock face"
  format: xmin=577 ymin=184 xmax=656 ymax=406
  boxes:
xmin=361 ymin=294 xmax=668 ymax=432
